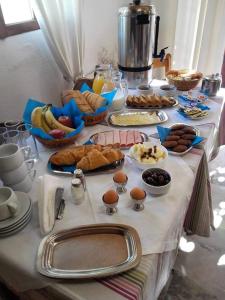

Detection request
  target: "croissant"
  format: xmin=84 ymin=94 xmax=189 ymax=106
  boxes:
xmin=76 ymin=149 xmax=110 ymax=171
xmin=101 ymin=148 xmax=124 ymax=163
xmin=50 ymin=144 xmax=102 ymax=165
xmin=83 ymin=91 xmax=105 ymax=110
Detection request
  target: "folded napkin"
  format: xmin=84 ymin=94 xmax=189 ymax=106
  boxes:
xmin=38 ymin=174 xmax=64 ymax=235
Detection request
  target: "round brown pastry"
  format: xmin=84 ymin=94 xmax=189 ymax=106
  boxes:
xmin=178 ymin=139 xmax=192 ymax=146
xmin=182 ymin=134 xmax=196 ymax=140
xmin=113 ymin=171 xmax=128 ymax=184
xmin=171 ymin=124 xmax=185 ymax=130
xmin=183 ymin=127 xmax=196 ymax=135
xmin=170 ymin=130 xmax=185 ymax=136
xmin=165 ymin=135 xmax=180 ymax=141
xmin=172 ymin=145 xmax=188 ymax=152
xmin=103 ymin=190 xmax=119 ymax=204
xmin=162 ymin=141 xmax=178 ymax=148
xmin=130 ymin=187 xmax=146 ymax=200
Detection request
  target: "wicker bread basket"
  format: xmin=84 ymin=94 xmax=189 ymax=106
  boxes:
xmin=35 ymin=134 xmax=80 ymax=148
xmin=83 ymin=111 xmax=107 ymax=126
xmin=167 ymin=77 xmax=201 ymax=91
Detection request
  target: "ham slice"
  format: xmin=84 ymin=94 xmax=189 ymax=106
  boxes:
xmin=126 ymin=130 xmax=135 ymax=147
xmin=96 ymin=132 xmax=106 ymax=145
xmin=134 ymin=130 xmax=143 ymax=144
xmin=113 ymin=130 xmax=120 ymax=145
xmin=105 ymin=131 xmax=114 ymax=146
xmin=119 ymin=130 xmax=127 ymax=147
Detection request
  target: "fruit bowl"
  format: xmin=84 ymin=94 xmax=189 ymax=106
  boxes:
xmin=23 ymin=99 xmax=84 ymax=148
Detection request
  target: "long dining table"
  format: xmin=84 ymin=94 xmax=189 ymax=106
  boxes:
xmin=0 ymin=80 xmax=225 ymax=300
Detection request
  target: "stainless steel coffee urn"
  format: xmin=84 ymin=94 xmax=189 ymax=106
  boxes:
xmin=118 ymin=0 xmax=156 ymax=88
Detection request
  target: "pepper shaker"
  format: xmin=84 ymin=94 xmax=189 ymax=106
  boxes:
xmin=73 ymin=169 xmax=86 ymax=191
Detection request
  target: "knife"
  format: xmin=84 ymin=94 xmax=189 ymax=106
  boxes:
xmin=55 ymin=188 xmax=65 ymax=220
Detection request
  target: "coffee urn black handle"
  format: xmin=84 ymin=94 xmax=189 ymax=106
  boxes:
xmin=133 ymin=0 xmax=141 ymax=5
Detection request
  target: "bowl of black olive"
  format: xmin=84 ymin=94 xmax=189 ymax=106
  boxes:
xmin=142 ymin=168 xmax=171 ymax=196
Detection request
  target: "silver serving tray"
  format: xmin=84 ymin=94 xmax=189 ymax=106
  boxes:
xmin=89 ymin=130 xmax=149 ymax=150
xmin=126 ymin=98 xmax=178 ymax=109
xmin=167 ymin=123 xmax=201 ymax=156
xmin=37 ymin=224 xmax=142 ymax=279
xmin=108 ymin=110 xmax=168 ymax=127
xmin=47 ymin=157 xmax=124 ymax=176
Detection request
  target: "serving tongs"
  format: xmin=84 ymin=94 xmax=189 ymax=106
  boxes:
xmin=55 ymin=188 xmax=65 ymax=220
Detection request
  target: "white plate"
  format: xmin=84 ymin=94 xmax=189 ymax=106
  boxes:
xmin=0 ymin=192 xmax=31 ymax=230
xmin=0 ymin=214 xmax=31 ymax=237
xmin=0 ymin=209 xmax=32 ymax=233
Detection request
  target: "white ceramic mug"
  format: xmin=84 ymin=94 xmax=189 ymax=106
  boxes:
xmin=0 ymin=160 xmax=35 ymax=185
xmin=9 ymin=173 xmax=34 ymax=193
xmin=0 ymin=187 xmax=19 ymax=221
xmin=0 ymin=143 xmax=31 ymax=172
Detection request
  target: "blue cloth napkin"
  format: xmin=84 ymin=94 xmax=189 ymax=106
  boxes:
xmin=23 ymin=99 xmax=84 ymax=140
xmin=157 ymin=125 xmax=204 ymax=146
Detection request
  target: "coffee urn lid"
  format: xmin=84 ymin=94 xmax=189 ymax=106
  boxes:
xmin=119 ymin=2 xmax=155 ymax=17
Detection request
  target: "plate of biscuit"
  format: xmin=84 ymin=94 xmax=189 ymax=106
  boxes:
xmin=48 ymin=144 xmax=125 ymax=175
xmin=126 ymin=94 xmax=178 ymax=109
xmin=158 ymin=124 xmax=203 ymax=155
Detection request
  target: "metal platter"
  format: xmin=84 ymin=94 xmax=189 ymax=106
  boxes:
xmin=89 ymin=130 xmax=149 ymax=150
xmin=108 ymin=110 xmax=168 ymax=127
xmin=167 ymin=123 xmax=201 ymax=156
xmin=37 ymin=224 xmax=142 ymax=279
xmin=126 ymin=98 xmax=179 ymax=109
xmin=48 ymin=156 xmax=124 ymax=176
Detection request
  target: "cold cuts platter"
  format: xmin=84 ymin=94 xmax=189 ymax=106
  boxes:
xmin=89 ymin=130 xmax=149 ymax=149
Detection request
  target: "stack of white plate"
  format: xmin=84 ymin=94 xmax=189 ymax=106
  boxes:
xmin=0 ymin=192 xmax=32 ymax=238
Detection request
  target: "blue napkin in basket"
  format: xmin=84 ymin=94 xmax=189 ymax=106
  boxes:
xmin=23 ymin=98 xmax=84 ymax=140
xmin=157 ymin=125 xmax=204 ymax=146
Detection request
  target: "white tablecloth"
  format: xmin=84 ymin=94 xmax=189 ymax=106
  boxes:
xmin=0 ymin=82 xmax=224 ymax=300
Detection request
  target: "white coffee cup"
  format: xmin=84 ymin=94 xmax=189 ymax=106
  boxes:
xmin=0 ymin=187 xmax=19 ymax=221
xmin=0 ymin=143 xmax=31 ymax=172
xmin=9 ymin=174 xmax=33 ymax=193
xmin=0 ymin=160 xmax=35 ymax=185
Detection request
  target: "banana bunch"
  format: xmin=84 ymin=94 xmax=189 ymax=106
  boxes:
xmin=31 ymin=105 xmax=74 ymax=134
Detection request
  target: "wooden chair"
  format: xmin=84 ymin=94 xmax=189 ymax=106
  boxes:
xmin=152 ymin=53 xmax=172 ymax=74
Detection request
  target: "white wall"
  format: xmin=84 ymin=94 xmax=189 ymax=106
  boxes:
xmin=0 ymin=30 xmax=64 ymax=121
xmin=83 ymin=0 xmax=178 ymax=74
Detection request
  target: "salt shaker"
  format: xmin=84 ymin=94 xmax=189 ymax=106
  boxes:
xmin=73 ymin=169 xmax=86 ymax=191
xmin=71 ymin=178 xmax=85 ymax=205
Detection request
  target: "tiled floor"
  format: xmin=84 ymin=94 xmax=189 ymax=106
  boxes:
xmin=164 ymin=146 xmax=225 ymax=300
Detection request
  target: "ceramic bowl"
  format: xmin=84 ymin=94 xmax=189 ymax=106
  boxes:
xmin=128 ymin=142 xmax=168 ymax=170
xmin=136 ymin=84 xmax=153 ymax=96
xmin=142 ymin=168 xmax=171 ymax=196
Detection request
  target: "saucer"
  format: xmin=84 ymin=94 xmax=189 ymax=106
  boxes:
xmin=0 ymin=192 xmax=31 ymax=230
xmin=0 ymin=214 xmax=32 ymax=237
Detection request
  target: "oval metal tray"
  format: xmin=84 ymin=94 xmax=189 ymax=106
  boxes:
xmin=108 ymin=110 xmax=168 ymax=127
xmin=167 ymin=123 xmax=201 ymax=156
xmin=126 ymin=98 xmax=179 ymax=109
xmin=47 ymin=157 xmax=124 ymax=176
xmin=37 ymin=224 xmax=142 ymax=279
xmin=89 ymin=130 xmax=149 ymax=150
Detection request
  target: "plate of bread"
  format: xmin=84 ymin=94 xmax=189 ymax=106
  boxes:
xmin=48 ymin=144 xmax=125 ymax=175
xmin=126 ymin=94 xmax=178 ymax=109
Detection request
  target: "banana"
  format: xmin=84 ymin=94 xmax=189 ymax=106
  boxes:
xmin=41 ymin=106 xmax=51 ymax=133
xmin=44 ymin=105 xmax=74 ymax=133
xmin=31 ymin=107 xmax=43 ymax=129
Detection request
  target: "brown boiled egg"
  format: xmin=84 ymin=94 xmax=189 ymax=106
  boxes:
xmin=103 ymin=190 xmax=119 ymax=204
xmin=130 ymin=187 xmax=146 ymax=200
xmin=113 ymin=171 xmax=128 ymax=184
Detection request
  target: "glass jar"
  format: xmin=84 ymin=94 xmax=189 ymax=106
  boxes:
xmin=110 ymin=74 xmax=128 ymax=111
xmin=93 ymin=64 xmax=112 ymax=94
